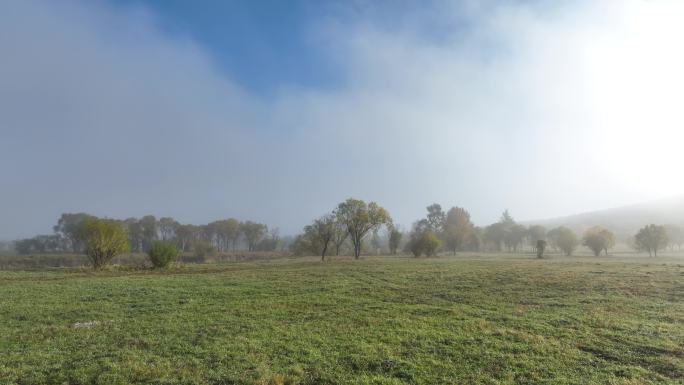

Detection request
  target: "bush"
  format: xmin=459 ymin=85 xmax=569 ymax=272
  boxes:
xmin=420 ymin=232 xmax=441 ymax=256
xmin=147 ymin=241 xmax=179 ymax=268
xmin=409 ymin=231 xmax=442 ymax=257
xmin=192 ymin=240 xmax=216 ymax=262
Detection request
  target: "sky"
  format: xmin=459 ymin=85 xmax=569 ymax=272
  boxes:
xmin=2 ymin=0 xmax=684 ymax=239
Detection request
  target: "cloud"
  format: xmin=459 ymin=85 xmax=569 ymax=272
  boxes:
xmin=1 ymin=0 xmax=684 ymax=238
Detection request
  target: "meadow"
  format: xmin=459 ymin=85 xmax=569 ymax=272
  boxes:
xmin=1 ymin=254 xmax=682 ymax=385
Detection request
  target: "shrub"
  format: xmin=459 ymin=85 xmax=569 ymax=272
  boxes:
xmin=536 ymin=240 xmax=547 ymax=258
xmin=420 ymin=232 xmax=441 ymax=256
xmin=192 ymin=240 xmax=216 ymax=261
xmin=147 ymin=241 xmax=179 ymax=268
xmin=409 ymin=231 xmax=442 ymax=257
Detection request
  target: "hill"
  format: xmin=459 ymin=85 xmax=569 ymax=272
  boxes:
xmin=526 ymin=195 xmax=684 ymax=240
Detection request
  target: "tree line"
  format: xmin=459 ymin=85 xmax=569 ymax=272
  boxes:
xmin=14 ymin=213 xmax=279 ymax=255
xmin=9 ymin=200 xmax=684 ymax=268
xmin=294 ymin=201 xmax=684 ymax=259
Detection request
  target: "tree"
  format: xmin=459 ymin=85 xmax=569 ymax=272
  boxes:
xmin=484 ymin=222 xmax=506 ymax=251
xmin=665 ymin=224 xmax=684 ymax=250
xmin=53 ymin=213 xmax=95 ymax=253
xmin=467 ymin=227 xmax=483 ymax=251
xmin=147 ymin=241 xmax=179 ymax=268
xmin=505 ymin=224 xmax=528 ymax=252
xmin=139 ymin=215 xmax=158 ymax=251
xmin=334 ymin=198 xmax=392 ymax=259
xmin=158 ymin=217 xmax=178 ymax=241
xmin=388 ymin=226 xmax=403 ymax=255
xmin=290 ymin=234 xmax=312 ymax=256
xmin=443 ymin=207 xmax=474 ymax=255
xmin=76 ymin=218 xmax=129 ymax=270
xmin=256 ymin=227 xmax=281 ymax=251
xmin=209 ymin=219 xmax=240 ymax=251
xmin=483 ymin=210 xmax=518 ymax=252
xmin=240 ymin=221 xmax=268 ymax=252
xmin=174 ymin=224 xmax=198 ymax=252
xmin=546 ymin=227 xmax=562 ymax=252
xmin=500 ymin=210 xmax=515 ymax=226
xmin=548 ymin=226 xmax=578 ymax=256
xmin=582 ymin=226 xmax=615 ymax=256
xmin=124 ymin=218 xmax=144 ymax=252
xmin=370 ymin=230 xmax=382 ymax=255
xmin=224 ymin=218 xmax=241 ymax=251
xmin=332 ymin=218 xmax=348 ymax=256
xmin=303 ymin=215 xmax=336 ymax=261
xmin=426 ymin=203 xmax=446 ymax=232
xmin=634 ymin=224 xmax=668 ymax=257
xmin=13 ymin=234 xmax=65 ymax=254
xmin=527 ymin=225 xmax=547 ymax=252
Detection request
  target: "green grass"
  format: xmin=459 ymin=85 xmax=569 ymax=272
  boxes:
xmin=1 ymin=255 xmax=683 ymax=384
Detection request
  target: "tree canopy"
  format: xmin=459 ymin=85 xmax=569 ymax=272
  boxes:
xmin=335 ymin=198 xmax=392 ymax=259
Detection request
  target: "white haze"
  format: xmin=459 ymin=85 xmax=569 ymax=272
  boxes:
xmin=1 ymin=0 xmax=684 ymax=239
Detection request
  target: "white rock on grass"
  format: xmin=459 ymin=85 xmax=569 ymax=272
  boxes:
xmin=72 ymin=321 xmax=100 ymax=329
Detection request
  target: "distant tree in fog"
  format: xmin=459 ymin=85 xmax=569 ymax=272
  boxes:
xmin=388 ymin=225 xmax=403 ymax=255
xmin=208 ymin=219 xmax=240 ymax=252
xmin=548 ymin=226 xmax=578 ymax=256
xmin=158 ymin=217 xmax=179 ymax=241
xmin=483 ymin=210 xmax=521 ymax=252
xmin=527 ymin=225 xmax=547 ymax=251
xmin=426 ymin=204 xmax=446 ymax=232
xmin=256 ymin=227 xmax=281 ymax=252
xmin=634 ymin=224 xmax=668 ymax=257
xmin=139 ymin=215 xmax=158 ymax=251
xmin=53 ymin=213 xmax=95 ymax=253
xmin=443 ymin=207 xmax=474 ymax=255
xmin=174 ymin=224 xmax=197 ymax=252
xmin=124 ymin=218 xmax=143 ymax=252
xmin=484 ymin=222 xmax=506 ymax=251
xmin=582 ymin=226 xmax=615 ymax=256
xmin=370 ymin=230 xmax=382 ymax=255
xmin=505 ymin=224 xmax=528 ymax=252
xmin=15 ymin=235 xmax=64 ymax=255
xmin=240 ymin=221 xmax=268 ymax=252
xmin=290 ymin=234 xmax=312 ymax=256
xmin=225 ymin=219 xmax=241 ymax=250
xmin=665 ymin=224 xmax=684 ymax=250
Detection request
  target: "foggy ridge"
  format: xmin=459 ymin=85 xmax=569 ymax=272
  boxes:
xmin=525 ymin=195 xmax=684 ymax=238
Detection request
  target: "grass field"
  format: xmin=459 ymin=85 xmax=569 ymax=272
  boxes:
xmin=1 ymin=255 xmax=683 ymax=384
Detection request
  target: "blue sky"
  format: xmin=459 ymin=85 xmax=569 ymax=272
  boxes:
xmin=112 ymin=0 xmax=340 ymax=94
xmin=2 ymin=0 xmax=684 ymax=239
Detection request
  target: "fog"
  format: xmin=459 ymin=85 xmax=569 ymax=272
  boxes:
xmin=2 ymin=0 xmax=684 ymax=239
